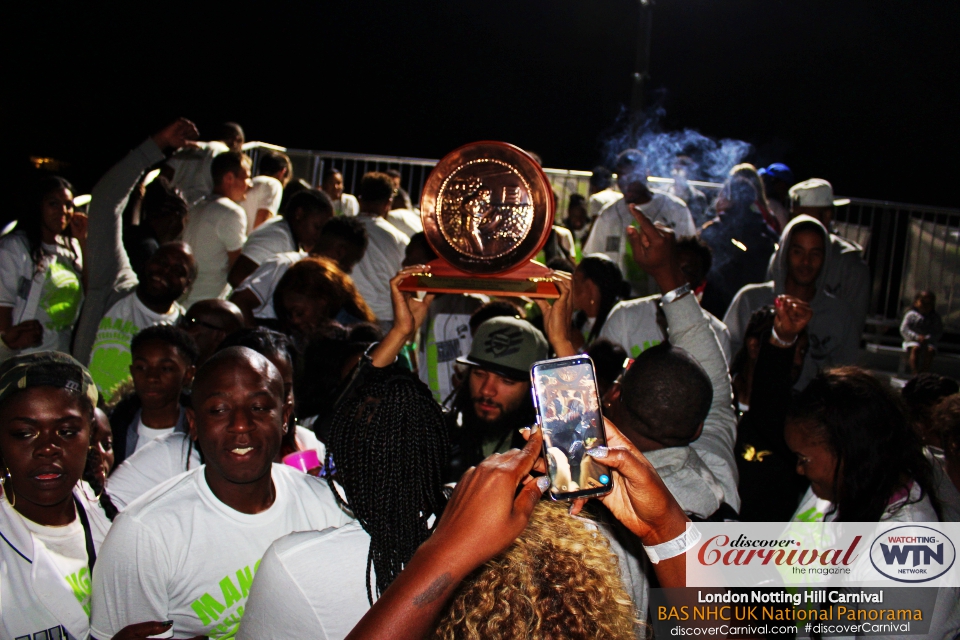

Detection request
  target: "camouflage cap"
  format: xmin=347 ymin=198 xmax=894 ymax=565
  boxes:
xmin=457 ymin=316 xmax=549 ymax=381
xmin=0 ymin=351 xmax=98 ymax=408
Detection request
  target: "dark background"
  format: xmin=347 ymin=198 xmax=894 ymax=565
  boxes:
xmin=5 ymin=0 xmax=958 ymax=207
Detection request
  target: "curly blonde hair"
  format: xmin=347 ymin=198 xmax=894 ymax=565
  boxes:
xmin=434 ymin=501 xmax=640 ymax=639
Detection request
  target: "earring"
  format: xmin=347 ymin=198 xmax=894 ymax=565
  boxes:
xmin=1 ymin=467 xmax=14 ymax=508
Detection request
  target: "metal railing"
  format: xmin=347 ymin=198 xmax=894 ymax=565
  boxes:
xmin=245 ymin=143 xmax=960 ymax=338
xmin=833 ymin=199 xmax=960 ymax=342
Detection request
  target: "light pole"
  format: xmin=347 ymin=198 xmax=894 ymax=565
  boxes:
xmin=630 ymin=0 xmax=653 ymax=114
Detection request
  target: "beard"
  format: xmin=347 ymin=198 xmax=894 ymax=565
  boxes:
xmin=453 ymin=382 xmax=536 ymax=446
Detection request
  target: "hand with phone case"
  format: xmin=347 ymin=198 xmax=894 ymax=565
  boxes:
xmin=531 ymin=354 xmax=613 ymax=500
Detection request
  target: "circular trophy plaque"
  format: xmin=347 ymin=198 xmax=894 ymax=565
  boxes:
xmin=421 ymin=142 xmax=554 ymax=275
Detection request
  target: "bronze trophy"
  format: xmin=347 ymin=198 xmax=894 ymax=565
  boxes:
xmin=398 ymin=141 xmax=560 ymax=298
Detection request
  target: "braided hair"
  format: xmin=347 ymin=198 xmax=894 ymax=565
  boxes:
xmin=574 ymin=255 xmax=624 ymax=344
xmin=325 ymin=367 xmax=449 ymax=604
xmin=19 ymin=176 xmax=80 ymax=270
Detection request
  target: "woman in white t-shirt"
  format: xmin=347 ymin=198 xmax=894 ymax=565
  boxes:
xmin=0 ymin=177 xmax=87 ymax=361
xmin=786 ymin=367 xmax=940 ymax=523
xmin=0 ymin=352 xmax=171 ymax=640
xmin=569 ymin=254 xmax=625 ymax=350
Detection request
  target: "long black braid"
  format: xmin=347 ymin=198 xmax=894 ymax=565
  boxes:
xmin=325 ymin=366 xmax=450 ymax=604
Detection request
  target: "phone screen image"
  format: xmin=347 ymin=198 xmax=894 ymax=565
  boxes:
xmin=531 ymin=356 xmax=612 ymax=500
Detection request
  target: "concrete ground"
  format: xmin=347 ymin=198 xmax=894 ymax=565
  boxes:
xmin=858 ymin=346 xmax=960 ymax=388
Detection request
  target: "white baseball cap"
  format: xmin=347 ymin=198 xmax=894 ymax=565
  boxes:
xmin=789 ymin=178 xmax=850 ymax=207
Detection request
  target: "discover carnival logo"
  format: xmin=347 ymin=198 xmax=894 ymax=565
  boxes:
xmin=869 ymin=525 xmax=956 ymax=583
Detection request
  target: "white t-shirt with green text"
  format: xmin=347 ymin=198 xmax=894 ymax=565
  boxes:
xmin=418 ymin=294 xmax=486 ymax=403
xmin=87 ymin=293 xmax=183 ymax=397
xmin=22 ymin=517 xmax=93 ymax=616
xmin=90 ymin=464 xmax=352 ymax=640
xmin=0 ymin=232 xmax=83 ymax=359
xmin=600 ymin=295 xmax=733 ymax=364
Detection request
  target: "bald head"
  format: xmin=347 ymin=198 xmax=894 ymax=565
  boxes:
xmin=182 ymin=299 xmax=245 ymax=365
xmin=191 ymin=346 xmax=283 ymax=406
xmin=187 ymin=299 xmax=244 ymax=331
xmin=188 ymin=346 xmax=289 ymax=492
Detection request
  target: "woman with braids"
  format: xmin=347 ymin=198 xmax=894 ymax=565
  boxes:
xmin=0 ymin=176 xmax=87 ymax=361
xmin=237 ymin=265 xmax=441 ymax=639
xmin=569 ymin=254 xmax=625 ymax=350
xmin=238 ymin=367 xmax=450 ymax=639
xmin=0 ymin=352 xmax=172 ymax=640
xmin=107 ymin=327 xmax=324 ymax=506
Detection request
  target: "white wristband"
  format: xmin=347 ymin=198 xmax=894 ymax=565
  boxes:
xmin=770 ymin=325 xmax=797 ymax=348
xmin=660 ymin=282 xmax=692 ymax=305
xmin=644 ymin=523 xmax=701 ymax=564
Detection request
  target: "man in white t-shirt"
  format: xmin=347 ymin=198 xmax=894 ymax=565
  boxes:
xmin=586 ymin=165 xmax=621 ymax=218
xmin=583 ymin=149 xmax=696 ymax=297
xmin=240 ymin=150 xmax=291 ymax=233
xmin=322 ymin=168 xmax=359 ymax=217
xmin=601 ymin=237 xmax=732 ymax=364
xmin=183 ymin=151 xmax=252 ymax=307
xmin=349 ymin=172 xmax=410 ymax=327
xmin=230 ymin=216 xmax=368 ymax=324
xmin=72 ymin=120 xmax=200 ymax=397
xmin=90 ymin=347 xmax=352 ymax=640
xmin=162 ymin=122 xmax=244 ymax=207
xmin=386 ymin=208 xmax=423 ymax=238
xmin=227 ymin=189 xmax=334 ymax=289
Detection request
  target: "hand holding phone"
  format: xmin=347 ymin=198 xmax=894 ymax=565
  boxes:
xmin=531 ymin=355 xmax=613 ymax=500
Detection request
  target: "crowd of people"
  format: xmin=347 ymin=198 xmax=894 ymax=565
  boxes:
xmin=1 ymin=117 xmax=958 ymax=639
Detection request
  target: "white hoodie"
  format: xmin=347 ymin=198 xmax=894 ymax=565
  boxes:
xmin=0 ymin=484 xmax=111 ymax=640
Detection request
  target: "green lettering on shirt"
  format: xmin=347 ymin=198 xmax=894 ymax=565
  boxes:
xmin=190 ymin=593 xmax=227 ymax=626
xmin=190 ymin=561 xmax=261 ymax=637
xmin=220 ymin=574 xmax=242 ymax=608
xmin=235 ymin=565 xmax=255 ymax=598
xmin=64 ymin=567 xmax=92 ymax=615
xmin=630 ymin=339 xmax=661 ymax=359
xmin=795 ymin=506 xmax=825 ymax=523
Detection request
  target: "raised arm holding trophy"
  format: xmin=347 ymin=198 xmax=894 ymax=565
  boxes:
xmin=398 ymin=141 xmax=560 ymax=298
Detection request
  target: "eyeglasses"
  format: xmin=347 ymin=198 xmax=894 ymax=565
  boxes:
xmin=180 ymin=316 xmax=228 ymax=332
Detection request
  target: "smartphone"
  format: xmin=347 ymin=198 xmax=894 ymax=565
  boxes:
xmin=530 ymin=355 xmax=613 ymax=500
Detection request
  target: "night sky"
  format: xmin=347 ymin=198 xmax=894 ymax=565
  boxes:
xmin=6 ymin=0 xmax=958 ymax=207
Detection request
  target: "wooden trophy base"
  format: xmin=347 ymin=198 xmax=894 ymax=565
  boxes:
xmin=398 ymin=259 xmax=559 ymax=298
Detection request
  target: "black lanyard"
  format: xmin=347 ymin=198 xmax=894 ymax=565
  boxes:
xmin=72 ymin=495 xmax=96 ymax=573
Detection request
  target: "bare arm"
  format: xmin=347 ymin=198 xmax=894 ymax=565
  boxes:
xmin=347 ymin=433 xmax=548 ymax=639
xmin=226 ymin=249 xmax=243 ymax=271
xmin=227 ymin=254 xmax=259 ymax=288
xmin=228 ymin=288 xmax=261 ymax=328
xmin=370 ymin=266 xmax=435 ymax=368
xmin=253 ymin=208 xmax=274 ymax=229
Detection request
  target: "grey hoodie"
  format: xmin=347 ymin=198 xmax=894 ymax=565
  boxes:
xmin=767 ymin=222 xmax=870 ymax=340
xmin=723 ymin=215 xmax=859 ymax=389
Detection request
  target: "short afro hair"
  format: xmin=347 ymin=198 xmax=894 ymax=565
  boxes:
xmin=618 ymin=342 xmax=712 ymax=446
xmin=131 ymin=324 xmax=199 ymax=365
xmin=358 ymin=172 xmax=395 ymax=203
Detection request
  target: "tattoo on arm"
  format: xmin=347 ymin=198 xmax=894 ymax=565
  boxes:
xmin=412 ymin=572 xmax=454 ymax=609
